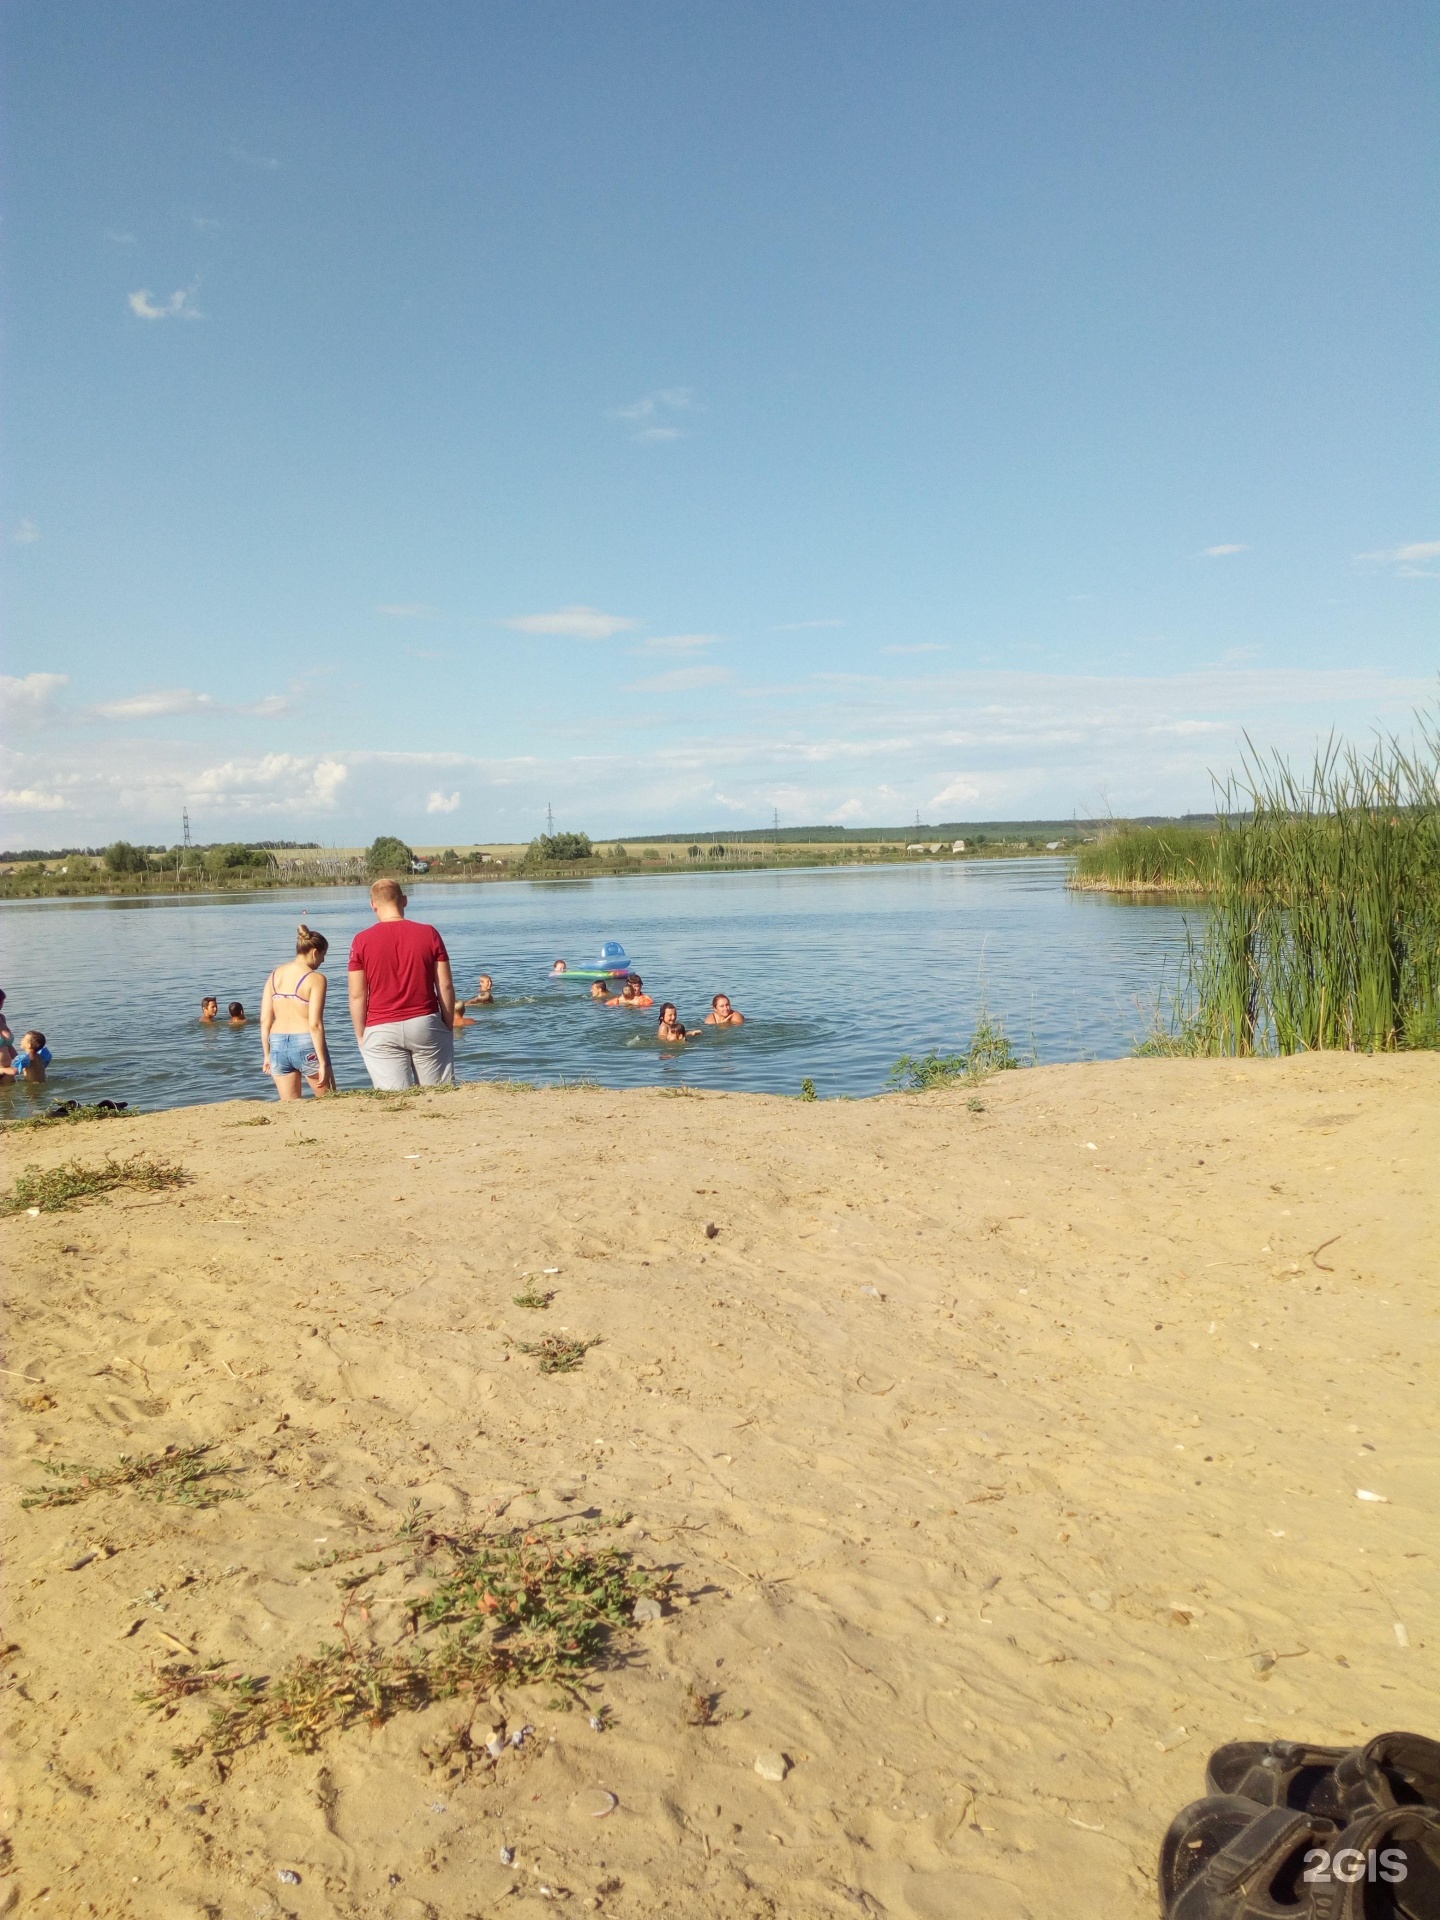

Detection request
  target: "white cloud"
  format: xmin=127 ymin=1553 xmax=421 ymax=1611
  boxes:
xmin=1203 ymin=543 xmax=1250 ymax=557
xmin=426 ymin=790 xmax=461 ymax=814
xmin=626 ymin=664 xmax=734 ymax=694
xmin=609 ymin=388 xmax=695 ymax=441
xmin=93 ymin=688 xmax=218 ymax=720
xmin=128 ymin=283 xmax=202 ymax=321
xmin=1354 ymin=538 xmax=1440 ymax=577
xmin=505 ymin=605 xmax=637 ymax=641
xmin=834 ymin=798 xmax=865 ymax=820
xmin=884 ymin=643 xmax=949 ymax=655
xmin=12 ymin=519 xmax=39 ymax=545
xmin=0 ymin=786 xmax=67 ymax=811
xmin=377 ymin=603 xmax=440 ymax=619
xmin=930 ymin=775 xmax=983 ymax=808
xmin=635 ymin=633 xmax=720 ymax=653
xmin=0 ymin=673 xmax=69 ymax=730
xmin=189 ymin=753 xmax=348 ymax=811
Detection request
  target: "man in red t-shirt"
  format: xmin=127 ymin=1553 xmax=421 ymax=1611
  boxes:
xmin=348 ymin=878 xmax=457 ymax=1088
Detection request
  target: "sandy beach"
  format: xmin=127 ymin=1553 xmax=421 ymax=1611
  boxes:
xmin=3 ymin=1054 xmax=1436 ymax=1920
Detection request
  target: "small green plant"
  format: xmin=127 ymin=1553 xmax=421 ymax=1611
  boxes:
xmin=888 ymin=1004 xmax=1021 ymax=1091
xmin=966 ymin=1096 xmax=985 ymax=1112
xmin=142 ymin=1520 xmax=664 ymax=1755
xmin=799 ymin=1077 xmax=817 ymax=1101
xmin=4 ymin=1153 xmax=187 ymax=1215
xmin=514 ymin=1333 xmax=599 ymax=1374
xmin=22 ymin=1444 xmax=238 ymax=1510
xmin=512 ymin=1285 xmax=555 ymax=1311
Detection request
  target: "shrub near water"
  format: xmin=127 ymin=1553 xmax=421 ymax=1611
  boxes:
xmin=1162 ymin=720 xmax=1440 ymax=1055
xmin=1072 ymin=823 xmax=1220 ymax=891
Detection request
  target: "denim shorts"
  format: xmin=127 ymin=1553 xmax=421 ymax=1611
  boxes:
xmin=270 ymin=1032 xmax=321 ymax=1076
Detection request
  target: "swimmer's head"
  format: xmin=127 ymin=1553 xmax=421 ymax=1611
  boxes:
xmin=296 ymin=922 xmax=329 ymax=962
xmin=590 ymin=981 xmax=608 ymax=998
xmin=201 ymin=997 xmax=219 ymax=1016
xmin=658 ymin=1002 xmax=677 ymax=1024
xmin=626 ymin=974 xmax=643 ymax=991
xmin=478 ymin=974 xmax=493 ymax=991
xmin=21 ymin=1030 xmax=44 ymax=1052
xmin=552 ymin=959 xmax=567 ymax=972
xmin=228 ymin=1001 xmax=246 ymax=1020
xmin=712 ymin=994 xmax=730 ymax=1011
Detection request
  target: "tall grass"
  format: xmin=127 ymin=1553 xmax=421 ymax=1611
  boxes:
xmin=1071 ymin=823 xmax=1220 ymax=891
xmin=1155 ymin=718 xmax=1440 ymax=1054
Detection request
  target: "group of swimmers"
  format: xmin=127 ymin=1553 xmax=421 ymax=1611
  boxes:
xmin=0 ymin=987 xmax=50 ymax=1084
xmin=551 ymin=961 xmax=745 ymax=1043
xmin=200 ymin=997 xmax=250 ymax=1025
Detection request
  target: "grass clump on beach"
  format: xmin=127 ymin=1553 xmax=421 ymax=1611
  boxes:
xmin=514 ymin=1333 xmax=599 ymax=1373
xmin=22 ymin=1444 xmax=238 ymax=1510
xmin=512 ymin=1284 xmax=555 ymax=1310
xmin=1150 ymin=719 xmax=1440 ymax=1055
xmin=888 ymin=1006 xmax=1021 ymax=1091
xmin=143 ymin=1520 xmax=664 ymax=1756
xmin=0 ymin=1103 xmax=132 ymax=1135
xmin=3 ymin=1153 xmax=187 ymax=1216
xmin=1071 ymin=823 xmax=1220 ymax=893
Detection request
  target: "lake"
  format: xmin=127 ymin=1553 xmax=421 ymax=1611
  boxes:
xmin=0 ymin=860 xmax=1196 ymax=1113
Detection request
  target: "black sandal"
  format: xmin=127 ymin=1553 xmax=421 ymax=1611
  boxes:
xmin=1207 ymin=1734 xmax=1440 ymax=1822
xmin=1303 ymin=1804 xmax=1440 ymax=1919
xmin=1164 ymin=1802 xmax=1340 ymax=1918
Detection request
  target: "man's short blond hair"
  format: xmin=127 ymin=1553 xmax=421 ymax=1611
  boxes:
xmin=370 ymin=877 xmax=405 ymax=908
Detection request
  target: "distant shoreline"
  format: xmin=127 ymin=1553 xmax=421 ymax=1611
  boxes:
xmin=0 ymin=843 xmax=1078 ymax=902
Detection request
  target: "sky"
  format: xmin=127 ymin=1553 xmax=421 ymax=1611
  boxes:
xmin=2 ymin=1 xmax=1436 ymax=847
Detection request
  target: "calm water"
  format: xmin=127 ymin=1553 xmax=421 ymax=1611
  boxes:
xmin=0 ymin=861 xmax=1195 ymax=1112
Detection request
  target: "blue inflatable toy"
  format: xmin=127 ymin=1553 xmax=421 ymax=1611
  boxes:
xmin=551 ymin=940 xmax=634 ymax=982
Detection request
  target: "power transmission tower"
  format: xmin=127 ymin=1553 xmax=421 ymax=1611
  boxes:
xmin=182 ymin=807 xmax=192 ymax=848
xmin=546 ymin=801 xmax=555 ymax=835
xmin=773 ymin=806 xmax=779 ymax=835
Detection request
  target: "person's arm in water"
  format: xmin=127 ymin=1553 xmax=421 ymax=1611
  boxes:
xmin=348 ymin=967 xmax=370 ymax=1044
xmin=260 ymin=973 xmax=275 ymax=1077
xmin=436 ymin=958 xmax=456 ymax=1030
xmin=307 ymin=970 xmax=333 ymax=1090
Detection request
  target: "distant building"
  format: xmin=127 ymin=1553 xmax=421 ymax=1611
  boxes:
xmin=952 ymin=839 xmax=966 ymax=852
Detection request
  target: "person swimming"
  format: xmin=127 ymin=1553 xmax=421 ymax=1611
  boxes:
xmin=200 ymin=997 xmax=219 ymax=1023
xmin=705 ymin=993 xmax=745 ymax=1026
xmin=604 ymin=973 xmax=653 ymax=1009
xmin=228 ymin=1001 xmax=248 ymax=1026
xmin=454 ymin=973 xmax=495 ymax=1028
xmin=549 ymin=959 xmax=568 ymax=976
xmin=1 ymin=1030 xmax=51 ymax=1083
xmin=589 ymin=980 xmax=611 ymax=1001
xmin=656 ymin=1003 xmax=694 ymax=1043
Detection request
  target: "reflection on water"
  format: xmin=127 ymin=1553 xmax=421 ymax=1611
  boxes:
xmin=0 ymin=860 xmax=1197 ymax=1112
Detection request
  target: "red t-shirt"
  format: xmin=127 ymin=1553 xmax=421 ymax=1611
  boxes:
xmin=348 ymin=919 xmax=449 ymax=1027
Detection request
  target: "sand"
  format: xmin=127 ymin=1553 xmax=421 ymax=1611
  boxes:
xmin=2 ymin=1054 xmax=1437 ymax=1920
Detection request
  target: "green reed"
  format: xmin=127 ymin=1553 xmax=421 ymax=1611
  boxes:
xmin=1071 ymin=823 xmax=1220 ymax=891
xmin=1158 ymin=718 xmax=1440 ymax=1055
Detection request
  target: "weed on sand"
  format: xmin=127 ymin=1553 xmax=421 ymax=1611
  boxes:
xmin=143 ymin=1519 xmax=665 ymax=1757
xmin=889 ymin=1006 xmax=1022 ymax=1091
xmin=3 ymin=1153 xmax=187 ymax=1215
xmin=512 ymin=1284 xmax=555 ymax=1310
xmin=22 ymin=1444 xmax=239 ymax=1510
xmin=514 ymin=1333 xmax=599 ymax=1373
xmin=1 ymin=1103 xmax=132 ymax=1135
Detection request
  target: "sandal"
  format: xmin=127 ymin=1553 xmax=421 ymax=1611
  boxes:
xmin=1207 ymin=1734 xmax=1440 ymax=1822
xmin=1301 ymin=1804 xmax=1440 ymax=1919
xmin=1164 ymin=1802 xmax=1340 ymax=1918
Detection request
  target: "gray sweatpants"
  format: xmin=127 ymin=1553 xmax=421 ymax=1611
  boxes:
xmin=359 ymin=1015 xmax=456 ymax=1090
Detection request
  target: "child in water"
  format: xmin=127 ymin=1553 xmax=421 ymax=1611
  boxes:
xmin=455 ymin=975 xmax=495 ymax=1027
xmin=605 ymin=974 xmax=654 ymax=1009
xmin=656 ymin=1003 xmax=694 ymax=1043
xmin=200 ymin=997 xmax=219 ymax=1023
xmin=1 ymin=1030 xmax=51 ymax=1082
xmin=589 ymin=980 xmax=610 ymax=1001
xmin=705 ymin=993 xmax=745 ymax=1026
xmin=228 ymin=1002 xmax=248 ymax=1025
xmin=549 ymin=959 xmax=568 ymax=976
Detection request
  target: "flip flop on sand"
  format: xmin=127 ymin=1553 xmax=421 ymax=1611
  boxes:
xmin=1206 ymin=1733 xmax=1440 ymax=1822
xmin=1161 ymin=1799 xmax=1340 ymax=1918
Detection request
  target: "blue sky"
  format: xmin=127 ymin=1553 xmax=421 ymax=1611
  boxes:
xmin=3 ymin=2 xmax=1435 ymax=845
